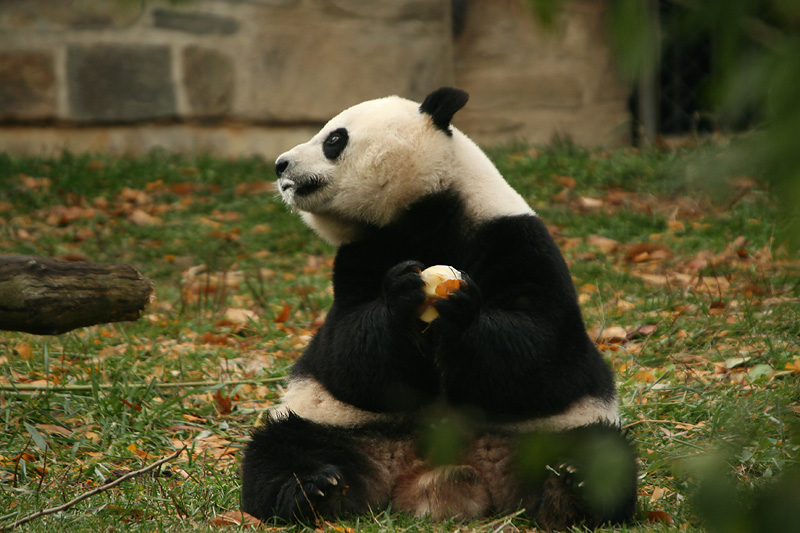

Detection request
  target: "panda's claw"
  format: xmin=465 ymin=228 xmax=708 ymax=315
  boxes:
xmin=562 ymin=463 xmax=578 ymax=475
xmin=272 ymin=465 xmax=348 ymax=522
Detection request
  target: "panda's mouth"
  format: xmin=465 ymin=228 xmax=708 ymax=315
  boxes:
xmin=279 ymin=175 xmax=328 ymax=198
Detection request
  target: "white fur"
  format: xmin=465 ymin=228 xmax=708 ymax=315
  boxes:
xmin=276 ymin=95 xmax=534 ymax=245
xmin=498 ymin=396 xmax=620 ymax=432
xmin=270 ymin=377 xmax=619 ymax=431
xmin=269 ymin=377 xmax=394 ymax=426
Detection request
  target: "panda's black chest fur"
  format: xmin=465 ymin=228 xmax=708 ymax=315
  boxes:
xmin=290 ymin=189 xmax=604 ymax=416
xmin=337 ymin=191 xmax=515 ymax=293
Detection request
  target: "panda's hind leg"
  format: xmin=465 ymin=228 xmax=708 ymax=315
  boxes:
xmin=393 ymin=464 xmax=490 ymax=521
xmin=515 ymin=424 xmax=638 ymax=531
xmin=240 ymin=413 xmax=381 ymax=523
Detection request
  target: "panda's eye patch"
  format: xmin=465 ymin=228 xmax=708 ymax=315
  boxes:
xmin=323 ymin=128 xmax=349 ymax=161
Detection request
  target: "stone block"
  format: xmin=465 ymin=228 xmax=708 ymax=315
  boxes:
xmin=0 ymin=50 xmax=56 ymax=121
xmin=183 ymin=47 xmax=234 ymax=117
xmin=220 ymin=0 xmax=297 ymax=5
xmin=241 ymin=0 xmax=454 ymax=121
xmin=0 ymin=0 xmax=142 ymax=32
xmin=454 ymin=0 xmax=629 ymax=146
xmin=325 ymin=0 xmax=447 ymax=20
xmin=67 ymin=45 xmax=176 ymax=122
xmin=152 ymin=8 xmax=239 ymax=35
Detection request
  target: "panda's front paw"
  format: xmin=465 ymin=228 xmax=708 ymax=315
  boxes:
xmin=274 ymin=465 xmax=345 ymax=521
xmin=383 ymin=260 xmax=426 ymax=316
xmin=431 ymin=272 xmax=482 ymax=328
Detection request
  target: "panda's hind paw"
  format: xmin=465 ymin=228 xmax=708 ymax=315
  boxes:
xmin=276 ymin=465 xmax=346 ymax=521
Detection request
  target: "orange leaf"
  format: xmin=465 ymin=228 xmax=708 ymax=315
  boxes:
xmin=200 ymin=332 xmax=230 ymax=345
xmin=121 ymin=398 xmax=142 ymax=412
xmin=624 ymin=242 xmax=671 ymax=263
xmin=126 ymin=443 xmax=150 ymax=459
xmin=554 ymin=175 xmax=576 ymax=188
xmin=274 ymin=301 xmax=291 ymax=323
xmin=214 ymin=390 xmax=233 ymax=415
xmin=13 ymin=344 xmax=32 ymax=360
xmin=168 ymin=182 xmax=198 ymax=196
xmin=785 ymin=359 xmax=800 ymax=372
xmin=666 ymin=220 xmax=685 ymax=231
xmin=647 ymin=510 xmax=674 ymax=525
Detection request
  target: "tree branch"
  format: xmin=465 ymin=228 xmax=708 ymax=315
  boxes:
xmin=1 ymin=447 xmax=185 ymax=531
xmin=0 ymin=254 xmax=154 ymax=335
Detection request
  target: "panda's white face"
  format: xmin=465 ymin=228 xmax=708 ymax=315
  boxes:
xmin=275 ymin=95 xmax=456 ymax=243
xmin=275 ymin=89 xmax=533 ymax=245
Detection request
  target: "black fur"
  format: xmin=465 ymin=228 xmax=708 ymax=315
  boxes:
xmin=241 ymin=191 xmax=636 ymax=528
xmin=323 ymin=127 xmax=349 ymax=160
xmin=241 ymin=413 xmax=376 ymax=522
xmin=290 ymin=191 xmax=616 ymax=418
xmin=419 ymin=87 xmax=469 ymax=136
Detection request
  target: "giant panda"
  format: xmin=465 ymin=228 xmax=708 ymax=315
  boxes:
xmin=240 ymin=87 xmax=637 ymax=531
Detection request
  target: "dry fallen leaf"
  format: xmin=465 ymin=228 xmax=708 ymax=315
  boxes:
xmin=588 ymin=326 xmax=628 ymax=344
xmin=785 ymin=360 xmax=800 ymax=373
xmin=647 ymin=510 xmax=674 ymax=525
xmin=274 ymin=301 xmax=291 ymax=323
xmin=128 ymin=209 xmax=163 ymax=227
xmin=36 ymin=424 xmax=72 ymax=437
xmin=627 ymin=324 xmax=657 ymax=340
xmin=666 ymin=220 xmax=685 ymax=232
xmin=209 ymin=510 xmax=263 ymax=527
xmin=586 ymin=235 xmax=620 ymax=254
xmin=13 ymin=344 xmax=32 ymax=360
xmin=214 ymin=390 xmax=233 ymax=415
xmin=577 ymin=196 xmax=604 ymax=209
xmin=625 ymin=242 xmax=671 ymax=263
xmin=224 ymin=308 xmax=259 ymax=325
xmin=554 ymin=175 xmax=576 ymax=188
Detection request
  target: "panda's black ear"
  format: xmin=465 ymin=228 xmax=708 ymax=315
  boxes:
xmin=419 ymin=87 xmax=469 ymax=136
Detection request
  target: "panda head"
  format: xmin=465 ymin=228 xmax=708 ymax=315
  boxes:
xmin=275 ymin=87 xmax=531 ymax=245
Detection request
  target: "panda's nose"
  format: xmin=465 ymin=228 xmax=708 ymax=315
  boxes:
xmin=275 ymin=157 xmax=290 ymax=177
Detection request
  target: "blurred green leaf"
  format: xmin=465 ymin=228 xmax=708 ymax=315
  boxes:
xmin=24 ymin=422 xmax=49 ymax=452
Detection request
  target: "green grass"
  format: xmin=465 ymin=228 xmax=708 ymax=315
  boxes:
xmin=0 ymin=145 xmax=798 ymax=532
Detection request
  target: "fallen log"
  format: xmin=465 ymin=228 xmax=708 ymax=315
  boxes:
xmin=0 ymin=255 xmax=154 ymax=335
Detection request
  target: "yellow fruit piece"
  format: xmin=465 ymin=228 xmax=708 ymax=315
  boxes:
xmin=418 ymin=265 xmax=463 ymax=323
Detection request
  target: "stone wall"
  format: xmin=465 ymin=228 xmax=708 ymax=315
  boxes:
xmin=0 ymin=0 xmax=629 ymax=159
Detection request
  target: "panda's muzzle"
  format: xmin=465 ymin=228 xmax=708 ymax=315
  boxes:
xmin=278 ymin=175 xmax=327 ymax=198
xmin=275 ymin=154 xmax=328 ymax=199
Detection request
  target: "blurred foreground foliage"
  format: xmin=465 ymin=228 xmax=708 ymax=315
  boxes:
xmin=617 ymin=0 xmax=800 ymax=247
xmin=533 ymin=0 xmax=800 ymax=246
xmin=525 ymin=1 xmax=800 ymax=530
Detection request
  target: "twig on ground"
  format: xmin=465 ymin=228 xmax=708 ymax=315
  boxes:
xmin=0 ymin=377 xmax=283 ymax=394
xmin=0 ymin=447 xmax=185 ymax=531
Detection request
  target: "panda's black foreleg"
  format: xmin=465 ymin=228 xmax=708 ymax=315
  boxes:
xmin=240 ymin=413 xmax=376 ymax=523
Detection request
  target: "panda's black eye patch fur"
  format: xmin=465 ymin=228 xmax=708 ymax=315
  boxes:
xmin=323 ymin=128 xmax=349 ymax=161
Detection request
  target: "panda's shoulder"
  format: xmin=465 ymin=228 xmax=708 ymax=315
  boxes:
xmin=471 ymin=212 xmax=562 ymax=260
